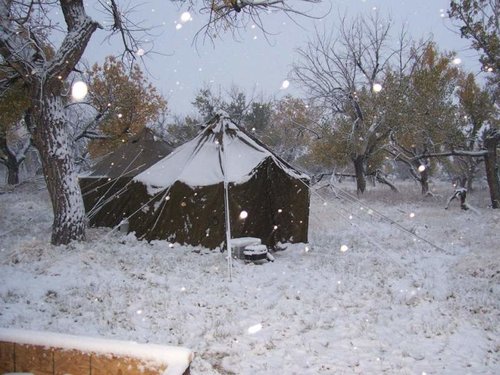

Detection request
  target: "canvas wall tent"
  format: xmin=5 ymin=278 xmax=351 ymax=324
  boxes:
xmin=101 ymin=112 xmax=310 ymax=249
xmin=79 ymin=128 xmax=173 ymax=228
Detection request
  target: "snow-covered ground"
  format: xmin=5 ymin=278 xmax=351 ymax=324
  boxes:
xmin=0 ymin=179 xmax=499 ymax=374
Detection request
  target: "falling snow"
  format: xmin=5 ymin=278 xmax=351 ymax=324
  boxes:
xmin=71 ymin=81 xmax=88 ymax=101
xmin=372 ymin=83 xmax=383 ymax=92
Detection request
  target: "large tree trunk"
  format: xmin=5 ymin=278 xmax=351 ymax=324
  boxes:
xmin=353 ymin=156 xmax=366 ymax=194
xmin=30 ymin=90 xmax=86 ymax=245
xmin=484 ymin=131 xmax=500 ymax=208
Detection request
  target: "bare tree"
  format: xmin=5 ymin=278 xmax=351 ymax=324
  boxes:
xmin=292 ymin=12 xmax=407 ymax=194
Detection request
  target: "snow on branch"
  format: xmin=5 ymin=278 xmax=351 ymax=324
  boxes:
xmin=46 ymin=0 xmax=100 ymax=80
xmin=412 ymin=149 xmax=488 ymax=160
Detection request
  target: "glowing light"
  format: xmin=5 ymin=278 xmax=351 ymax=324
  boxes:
xmin=176 ymin=23 xmax=182 ymax=30
xmin=409 ymin=212 xmax=415 ymax=218
xmin=277 ymin=208 xmax=282 ymax=213
xmin=117 ymin=113 xmax=123 ymax=119
xmin=136 ymin=309 xmax=143 ymax=315
xmin=180 ymin=11 xmax=192 ymax=23
xmin=280 ymin=80 xmax=290 ymax=90
xmin=372 ymin=83 xmax=383 ymax=92
xmin=136 ymin=48 xmax=145 ymax=56
xmin=181 ymin=287 xmax=186 ymax=292
xmin=247 ymin=323 xmax=262 ymax=334
xmin=487 ymin=67 xmax=493 ymax=72
xmin=418 ymin=165 xmax=426 ymax=172
xmin=452 ymin=57 xmax=462 ymax=65
xmin=239 ymin=210 xmax=248 ymax=219
xmin=273 ymin=225 xmax=278 ymax=230
xmin=340 ymin=244 xmax=349 ymax=252
xmin=71 ymin=81 xmax=88 ymax=101
xmin=165 ymin=196 xmax=170 ymax=201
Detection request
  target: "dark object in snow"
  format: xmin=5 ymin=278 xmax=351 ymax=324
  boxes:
xmin=231 ymin=237 xmax=261 ymax=258
xmin=244 ymin=244 xmax=270 ymax=262
xmin=230 ymin=237 xmax=274 ymax=262
xmin=445 ymin=187 xmax=469 ymax=210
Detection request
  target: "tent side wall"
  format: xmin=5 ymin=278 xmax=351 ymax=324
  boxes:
xmin=128 ymin=181 xmax=227 ymax=249
xmin=229 ymin=158 xmax=309 ymax=247
xmin=128 ymin=158 xmax=309 ymax=249
xmin=79 ymin=177 xmax=138 ymax=228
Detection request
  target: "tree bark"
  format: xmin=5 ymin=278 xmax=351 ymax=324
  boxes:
xmin=30 ymin=88 xmax=86 ymax=245
xmin=353 ymin=155 xmax=366 ymax=194
xmin=419 ymin=167 xmax=430 ymax=195
xmin=7 ymin=163 xmax=19 ymax=185
xmin=0 ymin=134 xmax=22 ymax=185
xmin=484 ymin=131 xmax=500 ymax=208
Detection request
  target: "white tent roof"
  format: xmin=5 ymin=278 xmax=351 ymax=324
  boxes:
xmin=134 ymin=113 xmax=308 ymax=194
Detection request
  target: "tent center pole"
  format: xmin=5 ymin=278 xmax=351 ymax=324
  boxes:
xmin=221 ymin=127 xmax=233 ymax=281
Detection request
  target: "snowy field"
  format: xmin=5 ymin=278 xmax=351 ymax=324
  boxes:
xmin=0 ymin=178 xmax=499 ymax=374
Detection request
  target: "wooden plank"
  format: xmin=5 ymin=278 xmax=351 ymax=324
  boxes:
xmin=91 ymin=353 xmax=166 ymax=375
xmin=14 ymin=343 xmax=53 ymax=375
xmin=54 ymin=348 xmax=91 ymax=375
xmin=0 ymin=341 xmax=15 ymax=373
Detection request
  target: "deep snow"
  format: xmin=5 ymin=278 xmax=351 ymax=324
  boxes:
xmin=0 ymin=179 xmax=498 ymax=374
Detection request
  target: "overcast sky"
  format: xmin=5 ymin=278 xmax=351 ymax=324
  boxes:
xmin=83 ymin=0 xmax=479 ymax=116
